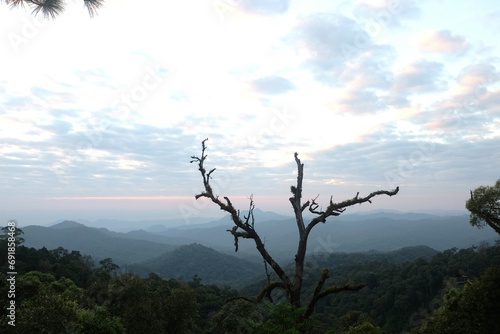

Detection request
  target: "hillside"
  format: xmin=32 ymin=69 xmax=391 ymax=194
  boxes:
xmin=243 ymin=245 xmax=440 ymax=294
xmin=127 ymin=243 xmax=264 ymax=286
xmin=241 ymin=243 xmax=500 ymax=333
xmin=22 ymin=222 xmax=176 ymax=265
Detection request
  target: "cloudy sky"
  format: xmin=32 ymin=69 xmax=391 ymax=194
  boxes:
xmin=1 ymin=0 xmax=499 ymax=226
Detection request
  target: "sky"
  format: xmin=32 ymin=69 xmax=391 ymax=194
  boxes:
xmin=1 ymin=0 xmax=499 ymax=227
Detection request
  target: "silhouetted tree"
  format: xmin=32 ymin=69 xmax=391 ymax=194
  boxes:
xmin=191 ymin=138 xmax=399 ymax=320
xmin=1 ymin=0 xmax=103 ymax=18
xmin=466 ymin=179 xmax=500 ymax=234
xmin=99 ymin=258 xmax=119 ymax=273
xmin=0 ymin=225 xmax=24 ymax=245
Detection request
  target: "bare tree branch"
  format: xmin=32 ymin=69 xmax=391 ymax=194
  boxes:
xmin=225 ymin=280 xmax=287 ymax=305
xmin=303 ymin=268 xmax=366 ymax=319
xmin=289 ymin=152 xmax=306 ymax=234
xmin=255 ymin=281 xmax=288 ymax=303
xmin=306 ymin=187 xmax=400 ymax=235
xmin=191 ymin=139 xmax=293 ymax=289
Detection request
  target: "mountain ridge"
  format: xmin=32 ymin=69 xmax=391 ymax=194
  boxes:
xmin=126 ymin=243 xmax=263 ymax=286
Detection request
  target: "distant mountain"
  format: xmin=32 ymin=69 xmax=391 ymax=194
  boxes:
xmin=48 ymin=216 xmax=217 ymax=232
xmin=307 ymin=215 xmax=497 ymax=252
xmin=23 ymin=212 xmax=498 ymax=283
xmin=119 ymin=229 xmax=194 ymax=245
xmin=22 ymin=223 xmax=176 ymax=265
xmin=51 ymin=220 xmax=86 ymax=229
xmin=167 ymin=208 xmax=291 ymax=230
xmin=127 ymin=243 xmax=264 ymax=286
xmin=155 ymin=213 xmax=498 ymax=262
xmin=335 ymin=211 xmax=441 ymax=221
xmin=330 ymin=209 xmax=467 ymax=221
xmin=145 ymin=224 xmax=169 ymax=233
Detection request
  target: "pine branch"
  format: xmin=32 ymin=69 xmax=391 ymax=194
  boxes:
xmin=2 ymin=0 xmax=104 ymax=18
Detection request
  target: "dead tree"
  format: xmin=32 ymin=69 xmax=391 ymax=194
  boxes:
xmin=191 ymin=138 xmax=399 ymax=319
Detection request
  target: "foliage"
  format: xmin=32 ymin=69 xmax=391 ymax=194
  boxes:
xmin=1 ymin=239 xmax=500 ymax=333
xmin=339 ymin=311 xmax=378 ymax=333
xmin=0 ymin=239 xmax=96 ymax=288
xmin=209 ymin=300 xmax=328 ymax=334
xmin=77 ymin=306 xmax=125 ymax=334
xmin=345 ymin=321 xmax=382 ymax=334
xmin=248 ymin=302 xmax=316 ymax=334
xmin=106 ymin=272 xmax=199 ymax=333
xmin=412 ymin=267 xmax=500 ymax=334
xmin=208 ymin=299 xmax=263 ymax=333
xmin=0 ymin=271 xmax=123 ymax=333
xmin=466 ymin=179 xmax=500 ymax=234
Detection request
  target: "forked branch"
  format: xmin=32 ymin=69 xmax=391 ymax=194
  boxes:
xmin=303 ymin=268 xmax=366 ymax=319
xmin=191 ymin=139 xmax=292 ymax=288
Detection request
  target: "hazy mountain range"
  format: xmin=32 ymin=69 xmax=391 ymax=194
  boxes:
xmin=19 ymin=211 xmax=498 ymax=285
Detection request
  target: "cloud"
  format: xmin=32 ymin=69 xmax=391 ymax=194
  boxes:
xmin=392 ymin=60 xmax=446 ymax=94
xmin=170 ymin=90 xmax=191 ymax=102
xmin=334 ymin=89 xmax=385 ymax=115
xmin=1 ymin=1 xmax=499 ymax=218
xmin=352 ymin=0 xmax=422 ymax=26
xmin=339 ymin=45 xmax=396 ymax=90
xmin=295 ymin=13 xmax=369 ymax=77
xmin=456 ymin=63 xmax=499 ymax=95
xmin=38 ymin=119 xmax=74 ymax=135
xmin=326 ymin=44 xmax=396 ymax=114
xmin=238 ymin=0 xmax=290 ymax=15
xmin=308 ymin=133 xmax=500 ymax=195
xmin=417 ymin=30 xmax=469 ymax=54
xmin=251 ymin=76 xmax=295 ymax=94
xmin=414 ymin=63 xmax=500 ymax=138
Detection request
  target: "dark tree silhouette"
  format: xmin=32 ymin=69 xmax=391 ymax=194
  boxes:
xmin=466 ymin=179 xmax=500 ymax=235
xmin=1 ymin=225 xmax=25 ymax=245
xmin=1 ymin=0 xmax=103 ymax=18
xmin=191 ymin=138 xmax=399 ymax=319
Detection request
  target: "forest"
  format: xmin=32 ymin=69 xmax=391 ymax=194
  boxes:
xmin=1 ymin=232 xmax=499 ymax=333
